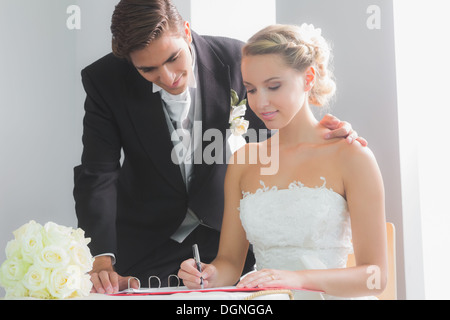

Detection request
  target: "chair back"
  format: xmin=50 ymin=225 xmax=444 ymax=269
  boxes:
xmin=346 ymin=222 xmax=397 ymax=300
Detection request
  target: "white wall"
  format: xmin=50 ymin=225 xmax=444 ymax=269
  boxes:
xmin=394 ymin=0 xmax=450 ymax=300
xmin=0 ymin=0 xmax=79 ymax=265
xmin=191 ymin=0 xmax=276 ymax=42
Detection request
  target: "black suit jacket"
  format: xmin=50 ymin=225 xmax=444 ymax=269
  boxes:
xmin=73 ymin=32 xmax=267 ymax=281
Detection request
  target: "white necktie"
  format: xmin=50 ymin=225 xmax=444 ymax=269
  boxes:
xmin=160 ymin=90 xmax=192 ymax=167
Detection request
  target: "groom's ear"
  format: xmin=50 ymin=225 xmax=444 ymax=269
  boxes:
xmin=184 ymin=21 xmax=193 ymax=44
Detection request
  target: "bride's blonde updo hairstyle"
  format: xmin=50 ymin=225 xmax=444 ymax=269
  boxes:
xmin=242 ymin=24 xmax=336 ymax=107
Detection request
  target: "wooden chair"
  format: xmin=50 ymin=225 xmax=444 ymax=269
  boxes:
xmin=346 ymin=222 xmax=397 ymax=300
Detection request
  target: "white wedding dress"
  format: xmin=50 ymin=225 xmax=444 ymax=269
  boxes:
xmin=239 ymin=177 xmax=375 ymax=300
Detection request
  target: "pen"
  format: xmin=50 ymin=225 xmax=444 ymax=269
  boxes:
xmin=192 ymin=244 xmax=204 ymax=289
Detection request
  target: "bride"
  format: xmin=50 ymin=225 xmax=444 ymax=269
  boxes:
xmin=178 ymin=23 xmax=387 ymax=299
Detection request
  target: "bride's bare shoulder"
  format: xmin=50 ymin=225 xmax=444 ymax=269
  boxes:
xmin=335 ymin=139 xmax=379 ymax=175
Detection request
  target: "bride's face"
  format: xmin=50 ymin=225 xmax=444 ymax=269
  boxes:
xmin=241 ymin=54 xmax=308 ymax=130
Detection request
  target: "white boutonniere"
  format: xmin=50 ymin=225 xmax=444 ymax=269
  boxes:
xmin=229 ymin=89 xmax=249 ymax=136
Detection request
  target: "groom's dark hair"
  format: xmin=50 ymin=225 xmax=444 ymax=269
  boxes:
xmin=111 ymin=0 xmax=185 ymax=61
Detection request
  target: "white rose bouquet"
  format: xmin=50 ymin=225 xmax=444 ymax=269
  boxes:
xmin=0 ymin=220 xmax=94 ymax=299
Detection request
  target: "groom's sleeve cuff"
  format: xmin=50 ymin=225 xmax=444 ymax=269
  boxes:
xmin=94 ymin=253 xmax=116 ymax=266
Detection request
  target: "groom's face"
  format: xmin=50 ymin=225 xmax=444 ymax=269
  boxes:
xmin=130 ymin=25 xmax=193 ymax=95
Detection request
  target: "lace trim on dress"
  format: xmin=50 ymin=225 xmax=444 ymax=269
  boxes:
xmin=242 ymin=176 xmax=331 ymax=199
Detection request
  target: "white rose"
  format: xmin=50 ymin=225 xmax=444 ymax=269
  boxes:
xmin=229 ymin=105 xmax=247 ymax=123
xmin=230 ymin=117 xmax=249 ymax=136
xmin=29 ymin=288 xmax=52 ymax=299
xmin=68 ymin=242 xmax=94 ymax=274
xmin=47 ymin=267 xmax=76 ymax=299
xmin=5 ymin=239 xmax=22 ymax=260
xmin=0 ymin=257 xmax=30 ymax=288
xmin=36 ymin=245 xmax=70 ymax=269
xmin=20 ymin=228 xmax=44 ymax=264
xmin=73 ymin=273 xmax=93 ymax=297
xmin=12 ymin=220 xmax=42 ymax=241
xmin=22 ymin=264 xmax=49 ymax=292
xmin=4 ymin=281 xmax=29 ymax=299
xmin=11 ymin=221 xmax=44 ymax=264
xmin=42 ymin=222 xmax=73 ymax=247
xmin=71 ymin=228 xmax=91 ymax=246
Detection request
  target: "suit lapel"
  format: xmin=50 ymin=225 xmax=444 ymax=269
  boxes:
xmin=194 ymin=35 xmax=230 ymax=137
xmin=189 ymin=33 xmax=232 ymax=195
xmin=124 ymin=68 xmax=186 ymax=195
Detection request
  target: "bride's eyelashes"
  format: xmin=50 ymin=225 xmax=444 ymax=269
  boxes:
xmin=245 ymin=84 xmax=281 ymax=95
xmin=269 ymin=84 xmax=281 ymax=91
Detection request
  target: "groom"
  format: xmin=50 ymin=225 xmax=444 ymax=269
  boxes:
xmin=73 ymin=0 xmax=363 ymax=294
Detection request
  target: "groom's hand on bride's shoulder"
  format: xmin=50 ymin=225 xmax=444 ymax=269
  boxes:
xmin=89 ymin=256 xmax=139 ymax=294
xmin=320 ymin=113 xmax=368 ymax=146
